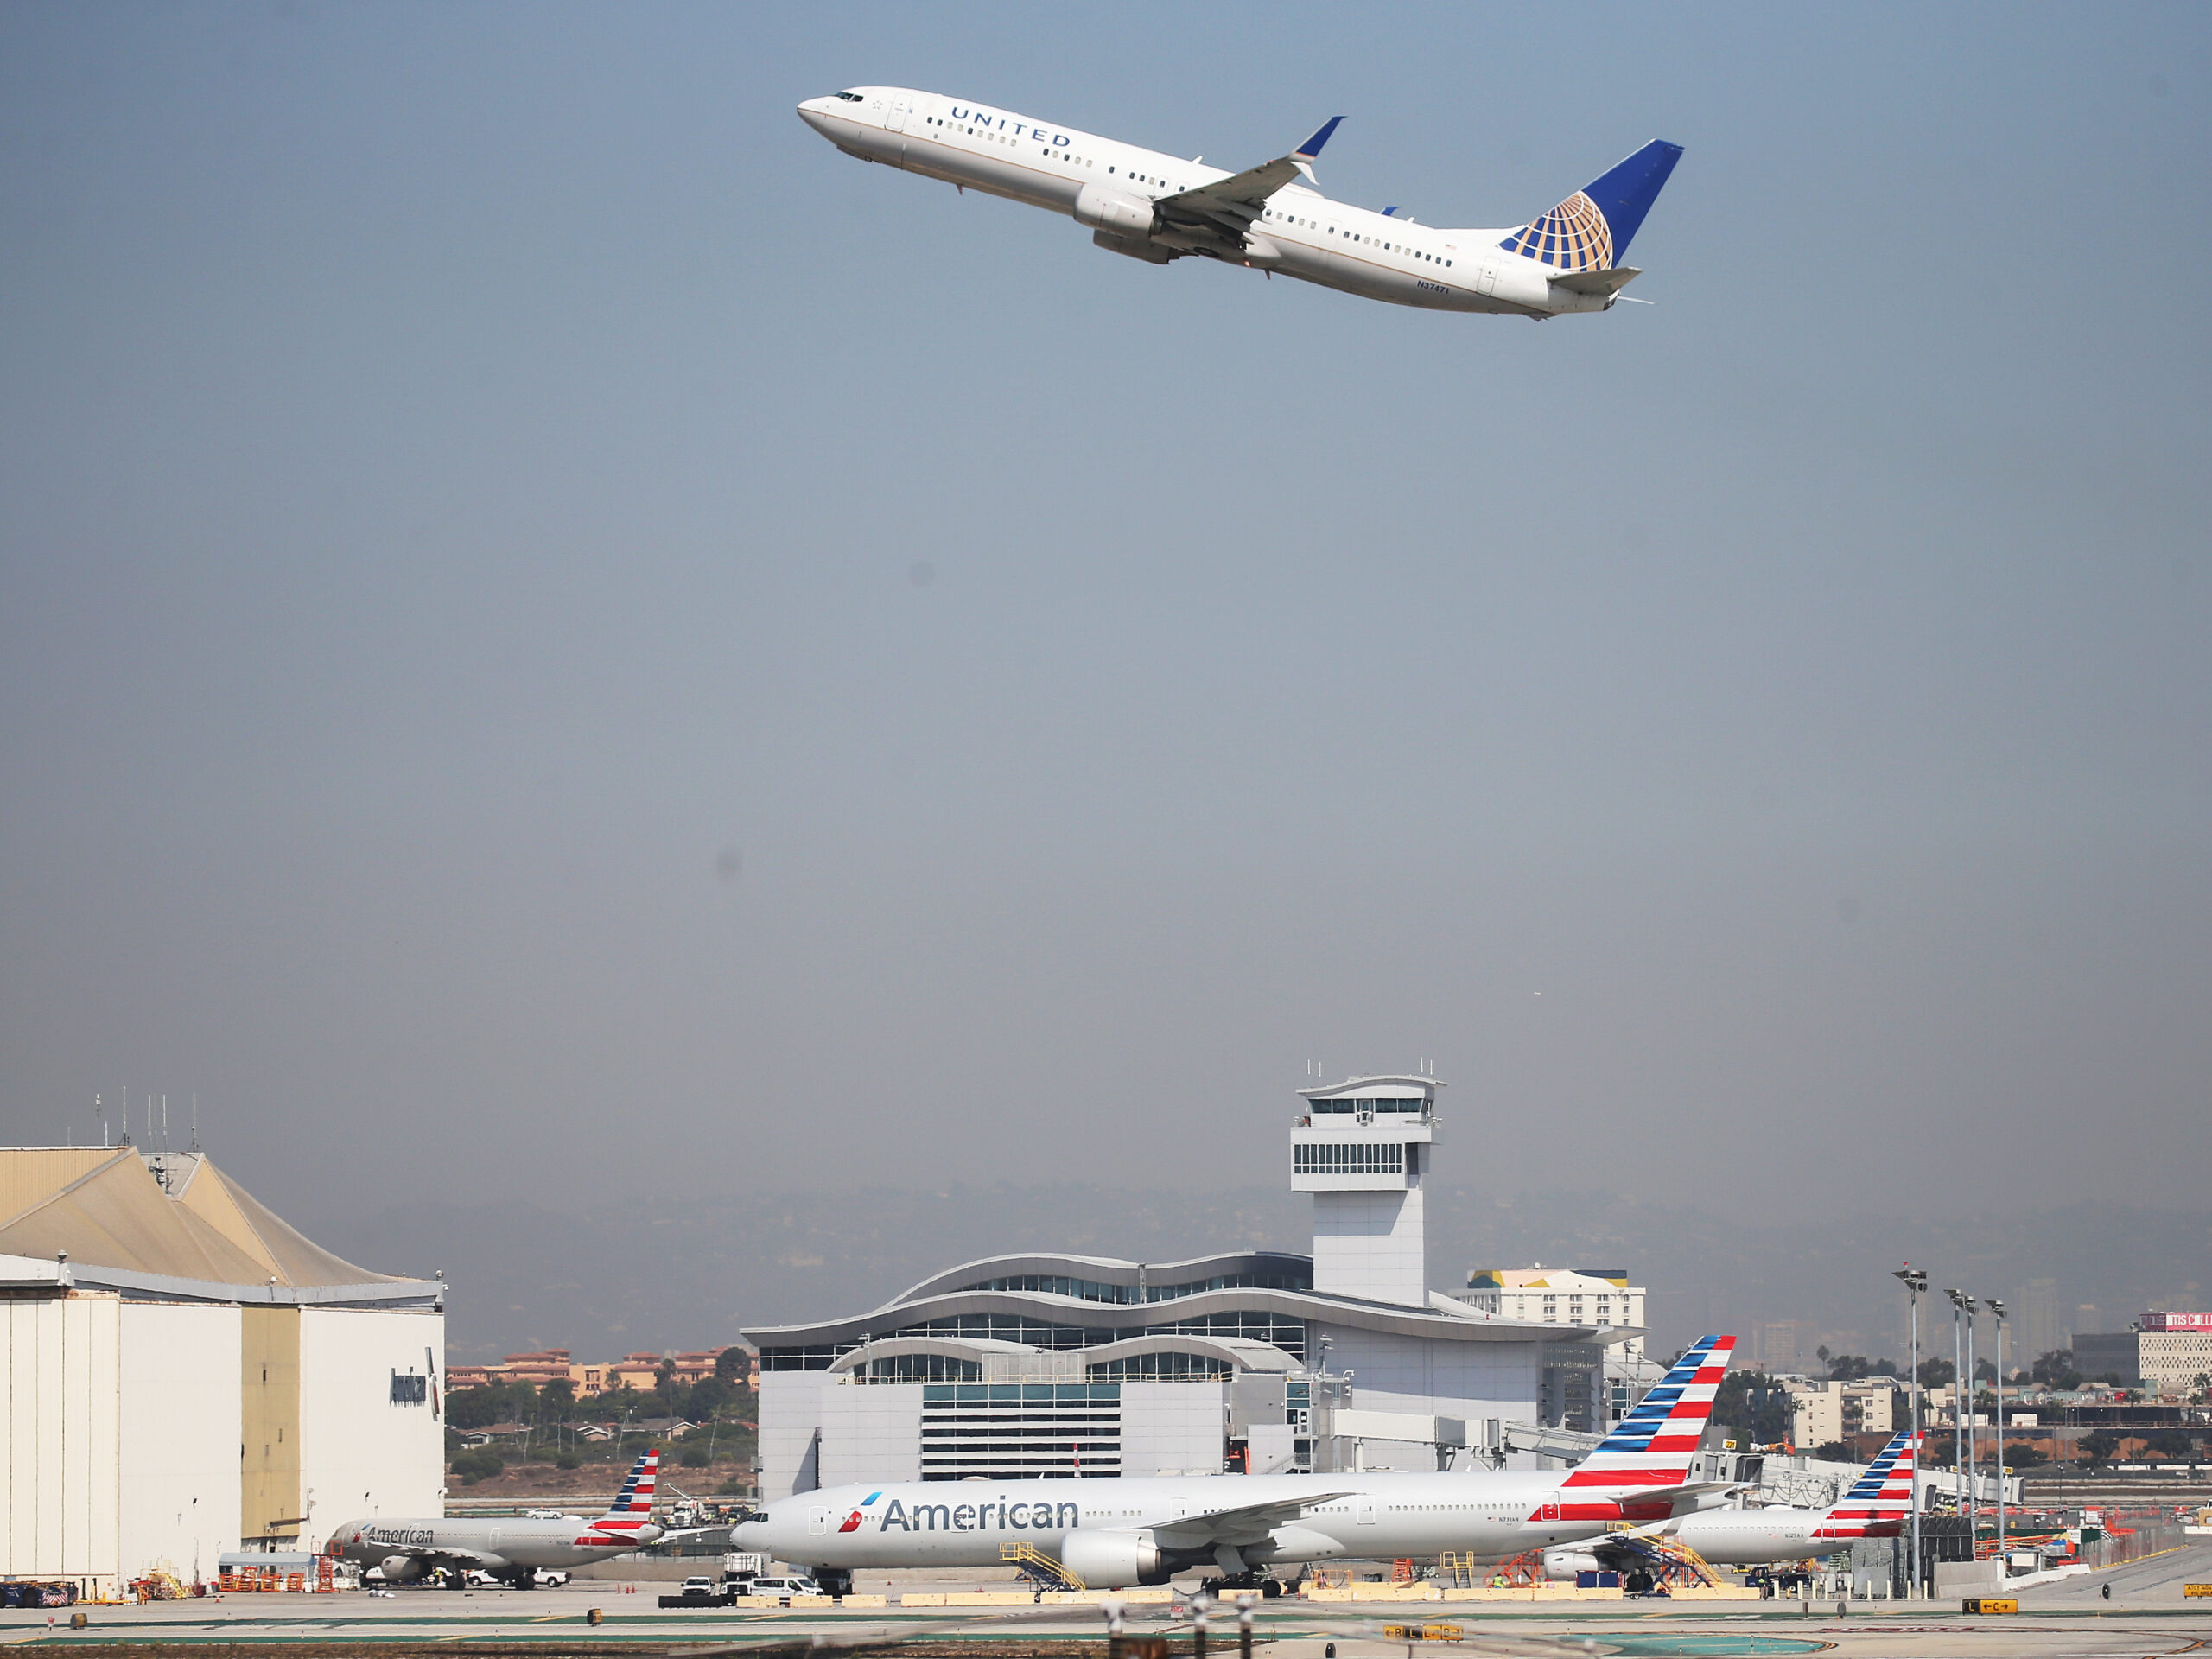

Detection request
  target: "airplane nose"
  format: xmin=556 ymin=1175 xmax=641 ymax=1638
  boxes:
xmin=796 ymin=104 xmax=833 ymax=137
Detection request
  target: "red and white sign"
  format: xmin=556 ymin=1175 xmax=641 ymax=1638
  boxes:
xmin=2140 ymin=1311 xmax=2212 ymax=1332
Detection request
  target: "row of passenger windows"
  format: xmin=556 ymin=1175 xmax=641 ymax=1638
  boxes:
xmin=909 ymin=109 xmax=1456 ymax=273
xmin=1260 ymin=208 xmax=1453 ymax=267
xmin=919 ymin=115 xmax=1188 ymax=192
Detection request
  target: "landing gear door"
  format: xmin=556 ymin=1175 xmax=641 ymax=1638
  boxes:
xmin=887 ymin=93 xmax=912 ymax=133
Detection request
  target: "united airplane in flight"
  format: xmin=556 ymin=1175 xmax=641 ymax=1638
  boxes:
xmin=797 ymin=88 xmax=1681 ymax=319
xmin=730 ymin=1337 xmax=1736 ymax=1590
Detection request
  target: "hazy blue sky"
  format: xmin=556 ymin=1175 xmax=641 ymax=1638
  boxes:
xmin=3 ymin=4 xmax=2208 ymax=1228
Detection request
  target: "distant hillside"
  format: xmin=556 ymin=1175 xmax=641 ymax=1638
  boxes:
xmin=320 ymin=1185 xmax=2212 ymax=1367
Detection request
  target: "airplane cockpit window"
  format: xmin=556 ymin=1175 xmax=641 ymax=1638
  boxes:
xmin=835 ymin=91 xmax=864 ymax=103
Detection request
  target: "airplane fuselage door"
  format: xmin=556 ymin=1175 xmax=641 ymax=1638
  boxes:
xmin=887 ymin=94 xmax=912 ymax=133
xmin=808 ymin=1507 xmax=832 ymax=1536
xmin=1476 ymin=258 xmax=1500 ymax=297
xmin=1355 ymin=1494 xmax=1377 ymax=1526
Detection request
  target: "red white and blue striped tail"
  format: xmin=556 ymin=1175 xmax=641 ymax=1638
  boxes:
xmin=1820 ymin=1429 xmax=1919 ymax=1538
xmin=595 ymin=1449 xmax=660 ymax=1529
xmin=1560 ymin=1333 xmax=1735 ymax=1495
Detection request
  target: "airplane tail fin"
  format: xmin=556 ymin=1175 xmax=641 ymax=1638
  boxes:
xmin=1499 ymin=139 xmax=1683 ymax=271
xmin=596 ymin=1449 xmax=660 ymax=1528
xmin=1822 ymin=1430 xmax=1920 ymax=1536
xmin=1560 ymin=1334 xmax=1735 ymax=1497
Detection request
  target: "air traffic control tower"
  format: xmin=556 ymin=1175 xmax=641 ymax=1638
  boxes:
xmin=1292 ymin=1073 xmax=1437 ymax=1306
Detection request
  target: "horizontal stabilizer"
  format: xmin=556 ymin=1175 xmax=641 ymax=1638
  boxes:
xmin=1550 ymin=266 xmax=1641 ymax=296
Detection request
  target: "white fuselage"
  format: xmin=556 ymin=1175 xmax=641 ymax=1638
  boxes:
xmin=1666 ymin=1505 xmax=1891 ymax=1566
xmin=735 ymin=1470 xmax=1668 ymax=1582
xmin=796 ymin=89 xmax=1606 ymax=318
xmin=327 ymin=1515 xmax=660 ymax=1575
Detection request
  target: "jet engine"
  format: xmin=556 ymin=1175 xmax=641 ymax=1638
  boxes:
xmin=1092 ymin=230 xmax=1176 ymax=264
xmin=378 ymin=1554 xmax=429 ymax=1581
xmin=1072 ymin=183 xmax=1158 ymax=239
xmin=1541 ymin=1546 xmax=1603 ymax=1581
xmin=1057 ymin=1528 xmax=1166 ymax=1589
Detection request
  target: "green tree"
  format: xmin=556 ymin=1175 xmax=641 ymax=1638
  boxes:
xmin=2080 ymin=1432 xmax=2119 ymax=1465
xmin=1712 ymin=1370 xmax=1792 ymax=1445
xmin=2031 ymin=1351 xmax=2082 ymax=1390
xmin=715 ymin=1347 xmax=749 ymax=1386
xmin=1916 ymin=1357 xmax=1955 ymax=1388
xmin=2001 ymin=1444 xmax=2047 ymax=1468
xmin=683 ymin=1376 xmax=732 ymax=1422
xmin=447 ymin=1380 xmax=537 ymax=1430
xmin=449 ymin=1448 xmax=505 ymax=1484
xmin=540 ymin=1378 xmax=577 ymax=1420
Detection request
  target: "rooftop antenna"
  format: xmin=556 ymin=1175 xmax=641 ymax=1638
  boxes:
xmin=96 ymin=1094 xmax=105 ymax=1147
xmin=190 ymin=1094 xmax=200 ymax=1154
xmin=162 ymin=1093 xmax=169 ymax=1153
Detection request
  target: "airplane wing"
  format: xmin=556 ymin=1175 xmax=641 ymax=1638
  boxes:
xmin=383 ymin=1544 xmax=497 ymax=1569
xmin=1611 ymin=1478 xmax=1744 ymax=1518
xmin=1150 ymin=1490 xmax=1358 ymax=1546
xmin=1153 ymin=117 xmax=1341 ymax=256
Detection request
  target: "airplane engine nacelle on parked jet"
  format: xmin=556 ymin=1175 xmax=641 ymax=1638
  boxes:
xmin=1541 ymin=1546 xmax=1605 ymax=1581
xmin=1058 ymin=1528 xmax=1166 ymax=1588
xmin=379 ymin=1554 xmax=429 ymax=1581
xmin=1074 ymin=183 xmax=1158 ymax=239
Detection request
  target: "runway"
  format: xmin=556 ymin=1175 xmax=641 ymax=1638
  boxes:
xmin=6 ymin=1548 xmax=2209 ymax=1659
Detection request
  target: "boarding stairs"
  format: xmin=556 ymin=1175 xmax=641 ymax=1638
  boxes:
xmin=1000 ymin=1541 xmax=1085 ymax=1591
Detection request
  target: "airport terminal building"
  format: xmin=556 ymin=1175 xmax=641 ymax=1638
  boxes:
xmin=747 ymin=1076 xmax=1635 ymax=1497
xmin=0 ymin=1145 xmax=444 ymax=1598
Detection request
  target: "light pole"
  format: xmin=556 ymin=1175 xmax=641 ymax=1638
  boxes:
xmin=1946 ymin=1288 xmax=1972 ymax=1526
xmin=1894 ymin=1266 xmax=1928 ymax=1597
xmin=1986 ymin=1299 xmax=2007 ymax=1563
xmin=1964 ymin=1297 xmax=1979 ymax=1531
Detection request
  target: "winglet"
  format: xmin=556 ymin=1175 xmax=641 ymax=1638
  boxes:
xmin=1294 ymin=117 xmax=1343 ymax=162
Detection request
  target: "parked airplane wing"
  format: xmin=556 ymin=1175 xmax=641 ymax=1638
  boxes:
xmin=1151 ymin=1490 xmax=1357 ymax=1546
xmin=388 ymin=1544 xmax=497 ymax=1569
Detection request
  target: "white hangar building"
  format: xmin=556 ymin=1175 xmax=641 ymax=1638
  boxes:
xmin=0 ymin=1145 xmax=444 ymax=1599
xmin=746 ymin=1075 xmax=1635 ymax=1497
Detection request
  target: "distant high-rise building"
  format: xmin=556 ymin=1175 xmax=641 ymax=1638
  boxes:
xmin=1752 ymin=1320 xmax=1819 ymax=1373
xmin=2016 ymin=1278 xmax=2063 ymax=1363
xmin=2074 ymin=1304 xmax=2101 ymax=1346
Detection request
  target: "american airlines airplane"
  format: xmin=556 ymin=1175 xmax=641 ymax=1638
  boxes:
xmin=1543 ymin=1428 xmax=1923 ymax=1577
xmin=796 ymin=88 xmax=1681 ymax=319
xmin=326 ymin=1450 xmax=667 ymax=1589
xmin=729 ymin=1336 xmax=1736 ymax=1590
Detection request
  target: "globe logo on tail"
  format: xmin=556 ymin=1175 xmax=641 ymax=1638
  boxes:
xmin=1500 ymin=191 xmax=1614 ymax=273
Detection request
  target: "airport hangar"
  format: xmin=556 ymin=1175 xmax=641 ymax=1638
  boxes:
xmin=746 ymin=1075 xmax=1640 ymax=1497
xmin=0 ymin=1144 xmax=443 ymax=1599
